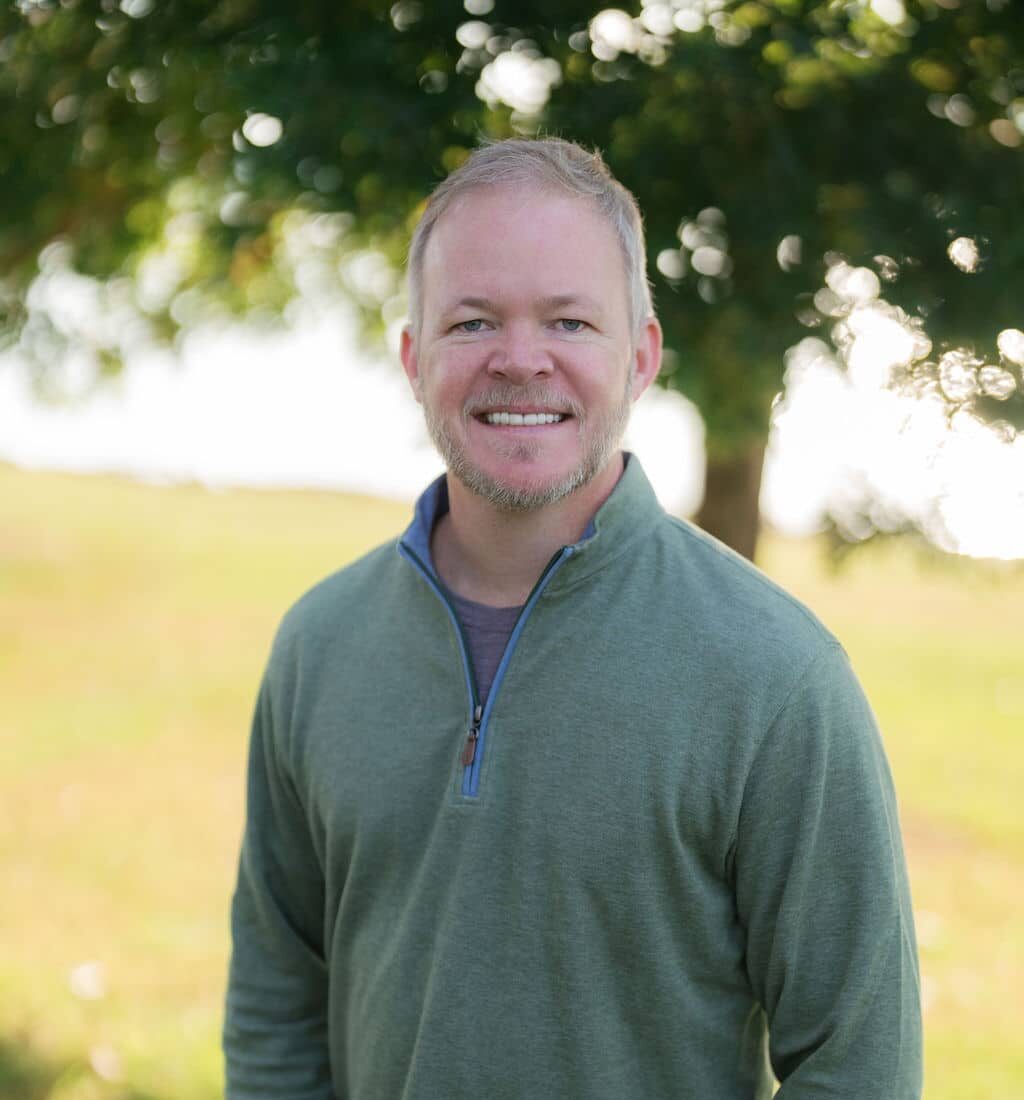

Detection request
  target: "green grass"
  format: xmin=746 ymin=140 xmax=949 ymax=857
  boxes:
xmin=3 ymin=464 xmax=1022 ymax=1099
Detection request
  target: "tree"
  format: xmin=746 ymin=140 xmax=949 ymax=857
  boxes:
xmin=2 ymin=0 xmax=1023 ymax=559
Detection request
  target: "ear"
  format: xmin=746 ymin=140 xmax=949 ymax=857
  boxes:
xmin=399 ymin=324 xmax=422 ymax=402
xmin=630 ymin=317 xmax=663 ymax=402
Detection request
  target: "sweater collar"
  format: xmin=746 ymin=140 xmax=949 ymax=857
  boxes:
xmin=399 ymin=453 xmax=665 ymax=584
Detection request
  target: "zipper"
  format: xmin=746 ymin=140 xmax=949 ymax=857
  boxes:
xmin=399 ymin=540 xmax=575 ymax=798
xmin=398 ymin=542 xmax=481 ymax=759
xmin=463 ymin=545 xmax=572 ymax=796
xmin=462 ymin=704 xmax=483 ymax=766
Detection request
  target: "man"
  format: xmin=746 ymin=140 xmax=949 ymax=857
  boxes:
xmin=224 ymin=138 xmax=922 ymax=1099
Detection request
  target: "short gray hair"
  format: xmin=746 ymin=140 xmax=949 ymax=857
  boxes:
xmin=407 ymin=138 xmax=653 ymax=336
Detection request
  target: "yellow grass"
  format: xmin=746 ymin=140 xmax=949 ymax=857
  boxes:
xmin=2 ymin=464 xmax=1021 ymax=1098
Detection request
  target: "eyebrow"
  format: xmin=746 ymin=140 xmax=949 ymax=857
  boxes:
xmin=447 ymin=297 xmax=495 ymax=313
xmin=445 ymin=294 xmax=604 ymax=314
xmin=537 ymin=294 xmax=603 ymax=314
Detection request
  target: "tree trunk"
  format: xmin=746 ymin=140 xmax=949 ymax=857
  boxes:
xmin=696 ymin=441 xmax=766 ymax=563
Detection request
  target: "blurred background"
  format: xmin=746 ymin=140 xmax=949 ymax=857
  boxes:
xmin=2 ymin=1 xmax=1023 ymax=1097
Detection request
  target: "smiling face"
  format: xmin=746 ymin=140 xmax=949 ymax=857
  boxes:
xmin=401 ymin=185 xmax=661 ymax=513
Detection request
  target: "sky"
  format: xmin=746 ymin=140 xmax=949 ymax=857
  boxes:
xmin=2 ymin=303 xmax=1023 ymax=560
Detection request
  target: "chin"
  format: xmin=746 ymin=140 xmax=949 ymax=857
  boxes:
xmin=425 ymin=405 xmax=625 ymax=512
xmin=453 ymin=456 xmax=599 ymax=512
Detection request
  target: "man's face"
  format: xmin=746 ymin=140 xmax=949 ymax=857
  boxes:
xmin=401 ymin=185 xmax=660 ymax=511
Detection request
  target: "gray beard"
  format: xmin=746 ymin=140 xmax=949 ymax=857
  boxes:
xmin=422 ymin=375 xmax=633 ymax=513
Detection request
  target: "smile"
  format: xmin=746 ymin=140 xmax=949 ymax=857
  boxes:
xmin=481 ymin=412 xmax=568 ymax=426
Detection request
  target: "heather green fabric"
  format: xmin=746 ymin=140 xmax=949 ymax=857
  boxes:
xmin=224 ymin=457 xmax=922 ymax=1099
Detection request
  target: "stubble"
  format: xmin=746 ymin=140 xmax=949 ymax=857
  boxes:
xmin=422 ymin=375 xmax=634 ymax=512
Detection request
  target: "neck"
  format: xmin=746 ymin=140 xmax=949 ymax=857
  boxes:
xmin=432 ymin=453 xmax=625 ymax=607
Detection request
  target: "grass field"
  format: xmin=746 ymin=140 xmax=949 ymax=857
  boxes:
xmin=2 ymin=463 xmax=1022 ymax=1099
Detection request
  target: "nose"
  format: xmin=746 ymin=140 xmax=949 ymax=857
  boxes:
xmin=486 ymin=322 xmax=554 ymax=384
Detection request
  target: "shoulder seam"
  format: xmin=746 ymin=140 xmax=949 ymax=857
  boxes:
xmin=661 ymin=514 xmax=835 ymax=643
xmin=725 ymin=640 xmax=846 ymax=879
xmin=758 ymin=639 xmax=847 ymax=748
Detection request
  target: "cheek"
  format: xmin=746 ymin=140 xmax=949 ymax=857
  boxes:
xmin=445 ymin=343 xmax=486 ymax=370
xmin=426 ymin=348 xmax=482 ymax=395
xmin=569 ymin=350 xmax=627 ymax=395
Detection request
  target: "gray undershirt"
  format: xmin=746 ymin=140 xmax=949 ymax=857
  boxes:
xmin=448 ymin=592 xmax=523 ymax=706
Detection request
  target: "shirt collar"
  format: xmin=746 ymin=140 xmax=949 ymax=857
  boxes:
xmin=398 ymin=453 xmax=664 ymax=582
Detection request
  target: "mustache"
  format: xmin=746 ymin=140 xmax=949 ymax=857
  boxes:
xmin=462 ymin=386 xmax=584 ymax=419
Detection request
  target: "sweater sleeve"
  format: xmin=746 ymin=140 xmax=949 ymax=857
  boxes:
xmin=733 ymin=642 xmax=922 ymax=1098
xmin=223 ymin=669 xmax=335 ymax=1100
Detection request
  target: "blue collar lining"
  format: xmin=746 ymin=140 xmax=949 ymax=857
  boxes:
xmin=399 ymin=456 xmax=639 ymax=575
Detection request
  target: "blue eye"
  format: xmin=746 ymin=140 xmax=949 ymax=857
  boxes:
xmin=457 ymin=319 xmax=485 ymax=333
xmin=558 ymin=319 xmax=585 ymax=332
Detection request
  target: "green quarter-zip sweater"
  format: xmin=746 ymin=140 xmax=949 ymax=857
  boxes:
xmin=224 ymin=456 xmax=922 ymax=1099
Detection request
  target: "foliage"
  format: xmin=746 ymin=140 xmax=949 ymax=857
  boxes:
xmin=2 ymin=0 xmax=1023 ymax=504
xmin=537 ymin=0 xmax=1024 ymax=450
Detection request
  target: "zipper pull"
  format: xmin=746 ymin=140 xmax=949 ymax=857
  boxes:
xmin=461 ymin=704 xmax=483 ymax=767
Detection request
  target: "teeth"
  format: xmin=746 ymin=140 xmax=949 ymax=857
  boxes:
xmin=484 ymin=412 xmax=565 ymax=426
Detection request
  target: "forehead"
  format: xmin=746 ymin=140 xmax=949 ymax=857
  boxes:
xmin=421 ymin=184 xmax=629 ymax=318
